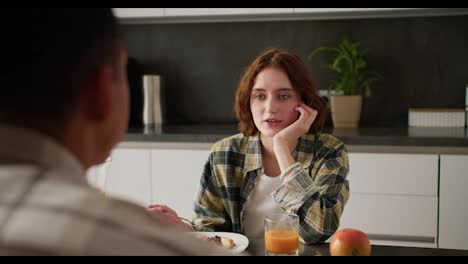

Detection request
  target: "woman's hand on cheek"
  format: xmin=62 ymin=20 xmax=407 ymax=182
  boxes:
xmin=273 ymin=103 xmax=318 ymax=153
xmin=297 ymin=103 xmax=318 ymax=134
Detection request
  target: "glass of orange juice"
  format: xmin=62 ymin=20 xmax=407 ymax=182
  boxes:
xmin=264 ymin=213 xmax=299 ymax=256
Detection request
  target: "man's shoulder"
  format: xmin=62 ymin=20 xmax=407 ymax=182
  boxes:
xmin=2 ymin=176 xmax=235 ymax=255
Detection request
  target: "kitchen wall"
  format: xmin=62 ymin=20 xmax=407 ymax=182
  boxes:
xmin=122 ymin=15 xmax=468 ymax=127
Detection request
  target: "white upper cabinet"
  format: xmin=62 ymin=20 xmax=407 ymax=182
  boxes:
xmin=113 ymin=8 xmax=164 ymax=18
xmin=164 ymin=8 xmax=293 ymax=17
xmin=293 ymin=8 xmax=468 ymax=19
xmin=113 ymin=8 xmax=468 ymax=22
xmin=294 ymin=8 xmax=423 ymax=13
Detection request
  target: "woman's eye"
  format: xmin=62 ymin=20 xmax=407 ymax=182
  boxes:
xmin=254 ymin=94 xmax=265 ymax=100
xmin=279 ymin=94 xmax=290 ymax=100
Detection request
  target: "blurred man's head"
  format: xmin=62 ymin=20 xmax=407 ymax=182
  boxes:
xmin=0 ymin=8 xmax=129 ymax=168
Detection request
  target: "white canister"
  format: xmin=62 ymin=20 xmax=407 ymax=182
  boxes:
xmin=466 ymin=85 xmax=468 ymax=127
xmin=465 ymin=107 xmax=468 ymax=127
xmin=143 ymin=75 xmax=163 ymax=126
xmin=466 ymin=85 xmax=468 ymax=106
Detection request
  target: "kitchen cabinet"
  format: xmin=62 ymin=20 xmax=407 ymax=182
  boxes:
xmin=439 ymin=155 xmax=468 ymax=250
xmin=86 ymin=156 xmax=112 ymax=190
xmin=113 ymin=8 xmax=468 ymax=22
xmin=339 ymin=153 xmax=439 ymax=248
xmin=293 ymin=8 xmax=468 ymax=19
xmin=294 ymin=8 xmax=412 ymax=12
xmin=103 ymin=148 xmax=152 ymax=206
xmin=164 ymin=8 xmax=293 ymax=17
xmin=113 ymin=8 xmax=164 ymax=18
xmin=293 ymin=8 xmax=425 ymax=14
xmin=91 ymin=143 xmax=467 ymax=250
xmin=150 ymin=149 xmax=211 ymax=219
xmin=93 ymin=146 xmax=210 ymax=218
xmin=86 ymin=163 xmax=107 ymax=189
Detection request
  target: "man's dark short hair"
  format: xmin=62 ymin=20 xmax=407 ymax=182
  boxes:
xmin=0 ymin=8 xmax=122 ymax=122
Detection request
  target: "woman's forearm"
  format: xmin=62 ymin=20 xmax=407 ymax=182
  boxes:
xmin=273 ymin=142 xmax=296 ymax=173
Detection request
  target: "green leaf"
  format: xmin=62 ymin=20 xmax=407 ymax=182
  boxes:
xmin=307 ymin=47 xmax=337 ymax=61
xmin=307 ymin=38 xmax=379 ymax=97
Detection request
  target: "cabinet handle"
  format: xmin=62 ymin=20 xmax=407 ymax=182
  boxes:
xmin=367 ymin=234 xmax=435 ymax=243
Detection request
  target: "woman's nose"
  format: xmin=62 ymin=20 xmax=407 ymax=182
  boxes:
xmin=265 ymin=98 xmax=278 ymax=113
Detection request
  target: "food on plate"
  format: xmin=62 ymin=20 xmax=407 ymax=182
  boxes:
xmin=194 ymin=234 xmax=236 ymax=249
xmin=220 ymin=236 xmax=236 ymax=249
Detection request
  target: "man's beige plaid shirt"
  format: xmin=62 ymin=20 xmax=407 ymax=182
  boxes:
xmin=0 ymin=124 xmax=240 ymax=256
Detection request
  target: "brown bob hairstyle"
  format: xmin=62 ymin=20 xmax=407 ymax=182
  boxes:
xmin=235 ymin=48 xmax=327 ymax=136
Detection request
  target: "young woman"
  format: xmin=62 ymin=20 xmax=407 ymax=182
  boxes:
xmin=149 ymin=48 xmax=350 ymax=244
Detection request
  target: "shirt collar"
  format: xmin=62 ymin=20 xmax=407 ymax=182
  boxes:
xmin=0 ymin=124 xmax=87 ymax=185
xmin=243 ymin=133 xmax=316 ymax=174
xmin=242 ymin=133 xmax=263 ymax=174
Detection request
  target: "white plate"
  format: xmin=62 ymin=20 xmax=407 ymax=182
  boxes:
xmin=195 ymin=232 xmax=249 ymax=253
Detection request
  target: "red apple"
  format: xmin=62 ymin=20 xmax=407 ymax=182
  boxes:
xmin=329 ymin=228 xmax=372 ymax=256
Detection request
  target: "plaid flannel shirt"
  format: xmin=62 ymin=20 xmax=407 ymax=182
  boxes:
xmin=194 ymin=132 xmax=350 ymax=244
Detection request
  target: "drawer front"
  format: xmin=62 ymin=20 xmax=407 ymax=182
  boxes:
xmin=348 ymin=153 xmax=438 ymax=195
xmin=340 ymin=193 xmax=438 ymax=243
xmin=151 ymin=149 xmax=211 ymax=219
xmin=439 ymin=155 xmax=468 ymax=250
xmin=106 ymin=149 xmax=152 ymax=206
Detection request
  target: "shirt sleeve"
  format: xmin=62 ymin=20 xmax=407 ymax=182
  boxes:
xmin=272 ymin=144 xmax=350 ymax=244
xmin=193 ymin=153 xmax=231 ymax=232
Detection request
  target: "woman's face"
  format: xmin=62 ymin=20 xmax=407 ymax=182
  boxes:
xmin=250 ymin=67 xmax=301 ymax=138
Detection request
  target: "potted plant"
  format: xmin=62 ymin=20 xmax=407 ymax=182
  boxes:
xmin=308 ymin=38 xmax=379 ymax=128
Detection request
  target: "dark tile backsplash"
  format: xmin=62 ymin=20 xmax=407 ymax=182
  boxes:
xmin=122 ymin=15 xmax=468 ymax=127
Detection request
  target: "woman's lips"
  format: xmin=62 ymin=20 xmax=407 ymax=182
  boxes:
xmin=264 ymin=119 xmax=282 ymax=127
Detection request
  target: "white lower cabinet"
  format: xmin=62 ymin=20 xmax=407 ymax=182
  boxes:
xmin=151 ymin=149 xmax=211 ymax=219
xmin=439 ymin=154 xmax=468 ymax=250
xmin=92 ymin=147 xmax=210 ymax=218
xmin=103 ymin=148 xmax=152 ymax=206
xmin=339 ymin=153 xmax=439 ymax=248
xmin=340 ymin=193 xmax=438 ymax=248
xmin=86 ymin=163 xmax=107 ymax=189
xmin=96 ymin=146 xmax=468 ymax=250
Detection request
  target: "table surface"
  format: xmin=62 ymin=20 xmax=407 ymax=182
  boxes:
xmin=245 ymin=239 xmax=468 ymax=256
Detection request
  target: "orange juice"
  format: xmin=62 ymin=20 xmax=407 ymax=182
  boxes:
xmin=265 ymin=229 xmax=299 ymax=254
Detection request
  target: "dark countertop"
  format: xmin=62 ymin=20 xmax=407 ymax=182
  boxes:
xmin=124 ymin=124 xmax=468 ymax=147
xmin=246 ymin=239 xmax=468 ymax=256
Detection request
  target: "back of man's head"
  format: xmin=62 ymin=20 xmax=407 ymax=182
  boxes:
xmin=0 ymin=8 xmax=122 ymax=125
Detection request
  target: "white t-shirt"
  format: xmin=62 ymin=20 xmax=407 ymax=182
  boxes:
xmin=242 ymin=173 xmax=285 ymax=239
